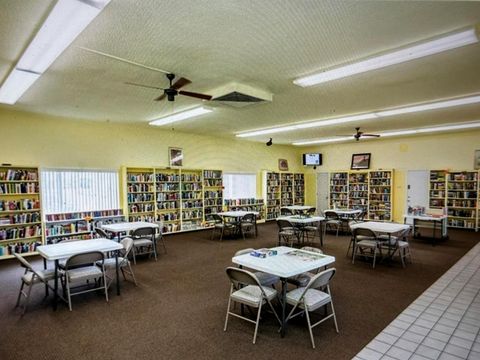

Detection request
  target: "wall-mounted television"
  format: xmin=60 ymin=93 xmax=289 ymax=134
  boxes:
xmin=302 ymin=153 xmax=322 ymax=166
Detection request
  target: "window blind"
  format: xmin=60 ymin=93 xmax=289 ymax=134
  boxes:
xmin=41 ymin=168 xmax=120 ymax=214
xmin=223 ymin=173 xmax=256 ymax=199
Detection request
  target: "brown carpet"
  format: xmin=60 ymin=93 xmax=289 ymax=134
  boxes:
xmin=0 ymin=223 xmax=478 ymax=360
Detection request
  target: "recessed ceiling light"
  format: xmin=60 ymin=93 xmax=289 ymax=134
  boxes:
xmin=235 ymin=94 xmax=480 ymax=138
xmin=0 ymin=0 xmax=111 ymax=105
xmin=294 ymin=27 xmax=479 ymax=87
xmin=149 ymin=106 xmax=213 ymax=126
xmin=292 ymin=121 xmax=480 ymax=145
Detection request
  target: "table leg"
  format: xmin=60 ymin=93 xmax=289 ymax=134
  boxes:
xmin=280 ymin=278 xmax=287 ymax=338
xmin=43 ymin=258 xmax=48 ymax=296
xmin=320 ymin=221 xmax=324 ymax=247
xmin=53 ymin=259 xmax=59 ymax=311
xmin=115 ymin=253 xmax=120 ymax=296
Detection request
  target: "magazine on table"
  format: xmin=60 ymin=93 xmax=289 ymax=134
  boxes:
xmin=286 ymin=249 xmax=325 ymax=261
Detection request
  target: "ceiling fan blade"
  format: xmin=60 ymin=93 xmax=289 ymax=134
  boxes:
xmin=335 ymin=134 xmax=353 ymax=137
xmin=78 ymin=46 xmax=171 ymax=74
xmin=154 ymin=94 xmax=167 ymax=101
xmin=362 ymin=134 xmax=381 ymax=137
xmin=125 ymin=82 xmax=164 ymax=90
xmin=179 ymin=90 xmax=212 ymax=100
xmin=172 ymin=77 xmax=192 ymax=90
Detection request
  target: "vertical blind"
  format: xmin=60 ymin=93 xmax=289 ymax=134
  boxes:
xmin=223 ymin=173 xmax=256 ymax=199
xmin=41 ymin=169 xmax=120 ymax=214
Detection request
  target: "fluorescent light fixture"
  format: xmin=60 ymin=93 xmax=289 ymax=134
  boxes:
xmin=292 ymin=121 xmax=480 ymax=145
xmin=294 ymin=27 xmax=479 ymax=87
xmin=0 ymin=69 xmax=41 ymax=105
xmin=149 ymin=106 xmax=213 ymax=126
xmin=236 ymin=94 xmax=480 ymax=138
xmin=0 ymin=0 xmax=110 ymax=104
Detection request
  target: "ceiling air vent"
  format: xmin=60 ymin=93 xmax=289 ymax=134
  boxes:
xmin=211 ymin=82 xmax=272 ymax=108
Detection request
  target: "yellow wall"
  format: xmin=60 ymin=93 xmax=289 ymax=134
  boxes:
xmin=0 ymin=108 xmax=304 ymax=198
xmin=2 ymin=107 xmax=479 ymax=220
xmin=300 ymin=130 xmax=480 ymax=222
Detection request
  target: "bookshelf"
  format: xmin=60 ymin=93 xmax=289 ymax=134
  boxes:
xmin=224 ymin=198 xmax=265 ymax=221
xmin=446 ymin=171 xmax=478 ymax=230
xmin=348 ymin=171 xmax=369 ymax=213
xmin=368 ymin=170 xmax=393 ymax=221
xmin=126 ymin=168 xmax=155 ymax=223
xmin=155 ymin=168 xmax=181 ymax=234
xmin=203 ymin=170 xmax=223 ymax=216
xmin=329 ymin=172 xmax=348 ymax=209
xmin=280 ymin=173 xmax=294 ymax=206
xmin=180 ymin=169 xmax=203 ymax=231
xmin=263 ymin=172 xmax=281 ymax=220
xmin=429 ymin=170 xmax=447 ymax=209
xmin=44 ymin=209 xmax=124 ymax=244
xmin=0 ymin=166 xmax=43 ymax=259
xmin=293 ymin=173 xmax=305 ymax=205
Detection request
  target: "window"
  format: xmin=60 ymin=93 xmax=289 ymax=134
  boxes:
xmin=223 ymin=173 xmax=256 ymax=199
xmin=41 ymin=168 xmax=120 ymax=214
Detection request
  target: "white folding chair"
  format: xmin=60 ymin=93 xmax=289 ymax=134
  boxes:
xmin=285 ymin=268 xmax=339 ymax=348
xmin=287 ymin=247 xmax=324 ymax=287
xmin=97 ymin=237 xmax=138 ymax=287
xmin=224 ymin=267 xmax=281 ymax=344
xmin=234 ymin=248 xmax=279 ymax=287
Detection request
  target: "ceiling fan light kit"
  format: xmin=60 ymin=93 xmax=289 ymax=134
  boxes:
xmin=0 ymin=0 xmax=111 ymax=105
xmin=149 ymin=106 xmax=213 ymax=126
xmin=294 ymin=26 xmax=479 ymax=87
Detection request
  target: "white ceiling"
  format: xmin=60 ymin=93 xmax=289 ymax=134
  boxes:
xmin=1 ymin=0 xmax=480 ymax=144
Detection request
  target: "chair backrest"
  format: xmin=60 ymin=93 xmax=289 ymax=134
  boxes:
xmin=57 ymin=238 xmax=83 ymax=243
xmin=95 ymin=227 xmax=110 ymax=239
xmin=308 ymin=267 xmax=336 ymax=290
xmin=241 ymin=213 xmax=255 ymax=223
xmin=324 ymin=211 xmax=339 ymax=220
xmin=120 ymin=237 xmax=134 ymax=257
xmin=281 ymin=208 xmax=293 ymax=216
xmin=13 ymin=252 xmax=33 ymax=270
xmin=307 ymin=207 xmax=316 ymax=215
xmin=65 ymin=251 xmax=104 ymax=269
xmin=355 ymin=211 xmax=366 ymax=221
xmin=234 ymin=248 xmax=255 ymax=257
xmin=208 ymin=213 xmax=223 ymax=224
xmin=352 ymin=227 xmax=377 ymax=239
xmin=226 ymin=266 xmax=261 ymax=287
xmin=277 ymin=219 xmax=294 ymax=231
xmin=301 ymin=246 xmax=323 ymax=254
xmin=131 ymin=227 xmax=155 ymax=238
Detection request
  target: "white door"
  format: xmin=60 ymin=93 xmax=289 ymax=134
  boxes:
xmin=406 ymin=170 xmax=429 ymax=216
xmin=316 ymin=172 xmax=329 ymax=214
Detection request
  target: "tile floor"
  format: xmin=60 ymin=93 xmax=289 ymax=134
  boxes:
xmin=353 ymin=242 xmax=480 ymax=360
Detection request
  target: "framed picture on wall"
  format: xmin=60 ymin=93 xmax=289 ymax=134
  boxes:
xmin=278 ymin=159 xmax=289 ymax=171
xmin=475 ymin=150 xmax=480 ymax=169
xmin=351 ymin=153 xmax=371 ymax=170
xmin=169 ymin=147 xmax=183 ymax=167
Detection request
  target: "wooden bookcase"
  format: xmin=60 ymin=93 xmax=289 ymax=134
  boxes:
xmin=180 ymin=169 xmax=204 ymax=231
xmin=429 ymin=170 xmax=447 ymax=209
xmin=280 ymin=173 xmax=294 ymax=206
xmin=293 ymin=173 xmax=305 ymax=205
xmin=126 ymin=168 xmax=156 ymax=223
xmin=446 ymin=171 xmax=478 ymax=230
xmin=368 ymin=170 xmax=393 ymax=221
xmin=263 ymin=171 xmax=281 ymax=220
xmin=329 ymin=172 xmax=349 ymax=209
xmin=203 ymin=170 xmax=223 ymax=216
xmin=155 ymin=168 xmax=181 ymax=234
xmin=348 ymin=171 xmax=369 ymax=213
xmin=0 ymin=165 xmax=43 ymax=259
xmin=44 ymin=209 xmax=124 ymax=244
xmin=224 ymin=198 xmax=265 ymax=221
xmin=327 ymin=169 xmax=394 ymax=221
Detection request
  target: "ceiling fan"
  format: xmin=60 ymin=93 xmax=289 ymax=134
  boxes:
xmin=337 ymin=127 xmax=381 ymax=141
xmin=125 ymin=73 xmax=212 ymax=102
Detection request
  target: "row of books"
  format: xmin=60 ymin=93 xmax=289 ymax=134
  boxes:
xmin=128 ymin=184 xmax=154 ymax=192
xmin=0 ymin=169 xmax=38 ymax=181
xmin=0 ymin=183 xmax=39 ymax=194
xmin=0 ymin=212 xmax=41 ymax=225
xmin=128 ymin=193 xmax=154 ymax=202
xmin=0 ymin=225 xmax=42 ymax=240
xmin=127 ymin=173 xmax=154 ymax=182
xmin=0 ymin=199 xmax=41 ymax=212
xmin=156 ymin=174 xmax=180 ymax=182
xmin=129 ymin=204 xmax=154 ymax=213
xmin=45 ymin=209 xmax=122 ymax=221
xmin=182 ymin=174 xmax=201 ymax=182
xmin=0 ymin=241 xmax=41 ymax=256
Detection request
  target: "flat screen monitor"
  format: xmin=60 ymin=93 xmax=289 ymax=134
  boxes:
xmin=303 ymin=153 xmax=322 ymax=166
